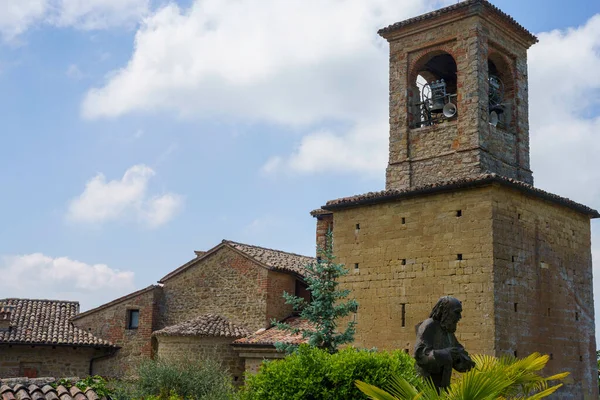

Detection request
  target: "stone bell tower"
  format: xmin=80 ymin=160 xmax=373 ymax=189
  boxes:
xmin=381 ymin=0 xmax=536 ymax=190
xmin=314 ymin=1 xmax=599 ymax=398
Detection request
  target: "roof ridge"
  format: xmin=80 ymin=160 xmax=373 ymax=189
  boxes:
xmin=322 ymin=173 xmax=599 ymax=217
xmin=71 ymin=285 xmax=160 ymax=320
xmin=1 ymin=298 xmax=80 ymax=305
xmin=223 ymin=239 xmax=314 ymax=260
xmin=378 ymin=0 xmax=537 ymax=44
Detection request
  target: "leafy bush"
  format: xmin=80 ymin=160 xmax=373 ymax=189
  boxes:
xmin=239 ymin=345 xmax=418 ymax=400
xmin=356 ymin=352 xmax=569 ymax=399
xmin=136 ymin=357 xmax=235 ymax=400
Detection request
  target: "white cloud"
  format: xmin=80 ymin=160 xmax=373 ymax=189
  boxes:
xmin=52 ymin=0 xmax=149 ymax=30
xmin=528 ymin=15 xmax=600 ymax=208
xmin=67 ymin=164 xmax=183 ymax=228
xmin=0 ymin=0 xmax=47 ymax=41
xmin=81 ymin=0 xmax=446 ymax=122
xmin=263 ymin=119 xmax=388 ymax=177
xmin=81 ymin=0 xmax=457 ymax=176
xmin=0 ymin=0 xmax=148 ymax=42
xmin=0 ymin=253 xmax=135 ymax=311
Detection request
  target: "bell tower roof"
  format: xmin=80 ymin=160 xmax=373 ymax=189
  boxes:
xmin=378 ymin=0 xmax=537 ymax=46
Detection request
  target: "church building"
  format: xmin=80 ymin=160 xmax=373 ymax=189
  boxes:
xmin=314 ymin=1 xmax=598 ymax=397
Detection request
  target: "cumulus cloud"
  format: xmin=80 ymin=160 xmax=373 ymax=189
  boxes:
xmin=0 ymin=0 xmax=148 ymax=42
xmin=263 ymin=119 xmax=388 ymax=177
xmin=81 ymin=0 xmax=457 ymax=175
xmin=67 ymin=164 xmax=183 ymax=228
xmin=0 ymin=253 xmax=135 ymax=311
xmin=528 ymin=15 xmax=600 ymax=207
xmin=0 ymin=0 xmax=47 ymax=41
xmin=81 ymin=0 xmax=447 ymax=122
xmin=51 ymin=0 xmax=149 ymax=30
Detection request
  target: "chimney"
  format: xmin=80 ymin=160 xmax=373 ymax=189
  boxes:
xmin=0 ymin=305 xmax=13 ymax=331
xmin=310 ymin=209 xmax=333 ymax=257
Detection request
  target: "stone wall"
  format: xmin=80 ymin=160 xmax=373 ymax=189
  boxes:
xmin=161 ymin=247 xmax=269 ymax=333
xmin=155 ymin=336 xmax=245 ymax=384
xmin=72 ymin=286 xmax=161 ymax=377
xmin=491 ymin=184 xmax=597 ymax=398
xmin=331 ymin=186 xmax=496 ymax=355
xmin=382 ymin=5 xmax=534 ymax=191
xmin=0 ymin=345 xmax=100 ymax=378
xmin=330 ymin=183 xmax=597 ymax=398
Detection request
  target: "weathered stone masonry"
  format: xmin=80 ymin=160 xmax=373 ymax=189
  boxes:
xmin=317 ymin=1 xmax=598 ymax=398
xmin=72 ymin=286 xmax=162 ymax=377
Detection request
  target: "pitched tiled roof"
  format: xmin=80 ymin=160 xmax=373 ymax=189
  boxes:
xmin=322 ymin=174 xmax=600 ymax=218
xmin=159 ymin=241 xmax=315 ymax=282
xmin=0 ymin=299 xmax=114 ymax=347
xmin=153 ymin=314 xmax=250 ymax=338
xmin=225 ymin=240 xmax=315 ymax=277
xmin=233 ymin=317 xmax=312 ymax=346
xmin=0 ymin=378 xmax=106 ymax=400
xmin=378 ymin=0 xmax=537 ymax=45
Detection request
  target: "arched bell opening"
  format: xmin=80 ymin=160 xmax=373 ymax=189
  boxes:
xmin=409 ymin=51 xmax=458 ymax=128
xmin=488 ymin=52 xmax=515 ymax=130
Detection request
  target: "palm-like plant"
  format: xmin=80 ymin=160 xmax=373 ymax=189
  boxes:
xmin=356 ymin=352 xmax=568 ymax=400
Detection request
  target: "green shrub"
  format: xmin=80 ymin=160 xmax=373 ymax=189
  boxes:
xmin=239 ymin=345 xmax=418 ymax=400
xmin=136 ymin=357 xmax=235 ymax=400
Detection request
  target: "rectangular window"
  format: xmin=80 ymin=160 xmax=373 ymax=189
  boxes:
xmin=127 ymin=309 xmax=140 ymax=329
xmin=401 ymin=303 xmax=406 ymax=327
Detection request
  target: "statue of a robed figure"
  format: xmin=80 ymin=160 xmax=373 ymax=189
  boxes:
xmin=414 ymin=296 xmax=476 ymax=390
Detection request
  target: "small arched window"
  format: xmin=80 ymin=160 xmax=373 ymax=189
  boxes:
xmin=409 ymin=51 xmax=458 ymax=128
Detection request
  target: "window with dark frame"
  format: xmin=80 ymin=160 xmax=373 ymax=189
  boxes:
xmin=127 ymin=309 xmax=140 ymax=329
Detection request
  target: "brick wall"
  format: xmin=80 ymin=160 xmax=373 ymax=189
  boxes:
xmin=72 ymin=286 xmax=161 ymax=377
xmin=161 ymin=247 xmax=270 ymax=333
xmin=383 ymin=6 xmax=534 ymax=191
xmin=266 ymin=270 xmax=295 ymax=324
xmin=332 ymin=186 xmax=496 ymax=355
xmin=491 ymin=184 xmax=597 ymax=398
xmin=155 ymin=336 xmax=245 ymax=384
xmin=0 ymin=345 xmax=100 ymax=378
xmin=315 ymin=213 xmax=333 ymax=256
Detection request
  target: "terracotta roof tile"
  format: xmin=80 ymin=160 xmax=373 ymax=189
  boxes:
xmin=322 ymin=173 xmax=600 ymax=218
xmin=309 ymin=208 xmax=332 ymax=217
xmin=378 ymin=0 xmax=537 ymax=45
xmin=233 ymin=317 xmax=312 ymax=346
xmin=0 ymin=299 xmax=114 ymax=347
xmin=0 ymin=380 xmax=104 ymax=400
xmin=225 ymin=240 xmax=315 ymax=277
xmin=152 ymin=314 xmax=250 ymax=338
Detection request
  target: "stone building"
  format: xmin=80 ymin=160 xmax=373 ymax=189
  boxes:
xmin=70 ymin=239 xmax=313 ymax=380
xmin=4 ymin=2 xmax=596 ymax=397
xmin=313 ymin=1 xmax=598 ymax=398
xmin=0 ymin=299 xmax=115 ymax=378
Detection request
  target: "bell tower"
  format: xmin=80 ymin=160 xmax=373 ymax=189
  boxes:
xmin=379 ymin=0 xmax=537 ymax=190
xmin=315 ymin=1 xmax=599 ymax=397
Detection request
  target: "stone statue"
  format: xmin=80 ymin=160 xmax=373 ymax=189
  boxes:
xmin=414 ymin=296 xmax=475 ymax=390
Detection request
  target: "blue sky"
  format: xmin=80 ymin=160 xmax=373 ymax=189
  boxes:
xmin=1 ymin=0 xmax=599 ymax=342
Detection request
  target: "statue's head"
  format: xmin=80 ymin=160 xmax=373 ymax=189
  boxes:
xmin=429 ymin=296 xmax=463 ymax=333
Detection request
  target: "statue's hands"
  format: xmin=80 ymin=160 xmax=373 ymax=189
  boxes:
xmin=452 ymin=348 xmax=476 ymax=372
xmin=449 ymin=347 xmax=465 ymax=362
